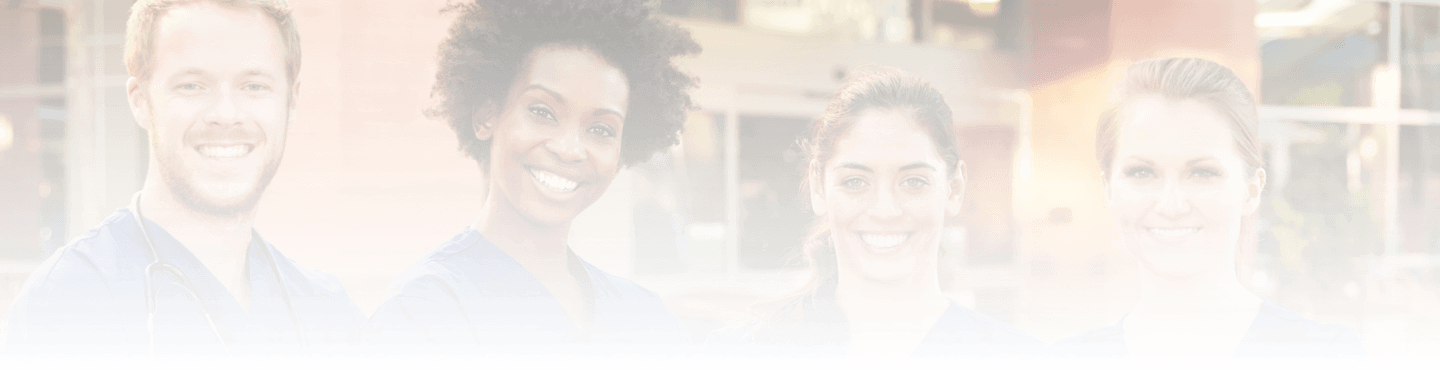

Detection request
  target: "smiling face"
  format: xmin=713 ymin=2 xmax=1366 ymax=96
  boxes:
xmin=479 ymin=46 xmax=629 ymax=227
xmin=813 ymin=109 xmax=964 ymax=284
xmin=1105 ymin=95 xmax=1264 ymax=280
xmin=129 ymin=2 xmax=295 ymax=216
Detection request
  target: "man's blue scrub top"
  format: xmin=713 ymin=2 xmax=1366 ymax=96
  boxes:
xmin=0 ymin=209 xmax=366 ymax=355
xmin=364 ymin=229 xmax=688 ymax=354
xmin=707 ymin=299 xmax=1045 ymax=357
xmin=1052 ymin=301 xmax=1365 ymax=357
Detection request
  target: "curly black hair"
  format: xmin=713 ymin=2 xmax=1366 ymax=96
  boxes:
xmin=430 ymin=0 xmax=701 ymax=167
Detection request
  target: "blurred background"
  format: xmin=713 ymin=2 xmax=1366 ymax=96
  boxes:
xmin=1 ymin=0 xmax=1438 ymax=354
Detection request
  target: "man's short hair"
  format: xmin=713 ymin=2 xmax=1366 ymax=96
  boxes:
xmin=125 ymin=0 xmax=301 ymax=84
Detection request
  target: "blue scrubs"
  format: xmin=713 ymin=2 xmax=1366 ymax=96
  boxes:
xmin=707 ymin=298 xmax=1045 ymax=357
xmin=363 ymin=229 xmax=688 ymax=354
xmin=0 ymin=209 xmax=365 ymax=355
xmin=1052 ymin=301 xmax=1365 ymax=357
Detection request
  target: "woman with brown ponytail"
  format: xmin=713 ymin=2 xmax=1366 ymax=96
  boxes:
xmin=1054 ymin=57 xmax=1364 ymax=357
xmin=708 ymin=67 xmax=1042 ymax=357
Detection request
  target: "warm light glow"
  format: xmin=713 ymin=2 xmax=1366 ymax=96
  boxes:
xmin=1344 ymin=282 xmax=1360 ymax=299
xmin=956 ymin=287 xmax=979 ymax=308
xmin=0 ymin=114 xmax=13 ymax=155
xmin=944 ymin=226 xmax=967 ymax=246
xmin=965 ymin=0 xmax=1000 ymax=17
xmin=1361 ymin=136 xmax=1379 ymax=160
xmin=745 ymin=6 xmax=815 ymax=33
xmin=688 ymin=221 xmax=731 ymax=241
xmin=1254 ymin=0 xmax=1353 ymax=28
xmin=1347 ymin=148 xmax=1359 ymax=191
xmin=1249 ymin=269 xmax=1272 ymax=289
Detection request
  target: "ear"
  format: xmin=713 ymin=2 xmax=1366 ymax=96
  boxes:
xmin=946 ymin=161 xmax=968 ymax=217
xmin=126 ymin=77 xmax=152 ymax=131
xmin=471 ymin=102 xmax=498 ymax=141
xmin=1101 ymin=171 xmax=1113 ymax=204
xmin=1243 ymin=168 xmax=1267 ymax=214
xmin=808 ymin=165 xmax=827 ymax=217
xmin=287 ymin=77 xmax=302 ymax=123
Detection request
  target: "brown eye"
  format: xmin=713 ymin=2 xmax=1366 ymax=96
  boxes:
xmin=587 ymin=124 xmax=615 ymax=138
xmin=528 ymin=106 xmax=556 ymax=121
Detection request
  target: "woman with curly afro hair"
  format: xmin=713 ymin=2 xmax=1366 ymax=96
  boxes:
xmin=364 ymin=0 xmax=699 ymax=354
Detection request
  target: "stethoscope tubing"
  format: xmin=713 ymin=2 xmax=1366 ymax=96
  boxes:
xmin=130 ymin=193 xmax=306 ymax=355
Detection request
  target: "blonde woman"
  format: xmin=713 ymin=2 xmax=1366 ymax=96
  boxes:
xmin=1055 ymin=57 xmax=1363 ymax=357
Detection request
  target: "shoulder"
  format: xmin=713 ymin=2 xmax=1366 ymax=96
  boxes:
xmin=1249 ymin=299 xmax=1359 ymax=345
xmin=12 ymin=210 xmax=138 ymax=300
xmin=374 ymin=231 xmax=485 ymax=307
xmin=1054 ymin=324 xmax=1124 ymax=345
xmin=265 ymin=243 xmax=346 ymax=296
xmin=944 ymin=300 xmax=1048 ymax=344
xmin=702 ymin=321 xmax=776 ymax=356
xmin=1048 ymin=319 xmax=1123 ymax=357
xmin=705 ymin=322 xmax=760 ymax=345
xmin=1 ymin=210 xmax=139 ymax=349
xmin=581 ymin=260 xmax=669 ymax=309
xmin=260 ymin=240 xmax=364 ymax=318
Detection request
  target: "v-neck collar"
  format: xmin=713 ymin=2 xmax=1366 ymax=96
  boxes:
xmin=129 ymin=210 xmax=296 ymax=337
xmin=1111 ymin=296 xmax=1272 ymax=345
xmin=463 ymin=228 xmax=604 ymax=341
xmin=754 ymin=273 xmax=956 ymax=345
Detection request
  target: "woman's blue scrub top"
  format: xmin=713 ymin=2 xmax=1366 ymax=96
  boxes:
xmin=0 ymin=209 xmax=366 ymax=355
xmin=1052 ymin=301 xmax=1365 ymax=357
xmin=363 ymin=229 xmax=688 ymax=354
xmin=707 ymin=297 xmax=1045 ymax=357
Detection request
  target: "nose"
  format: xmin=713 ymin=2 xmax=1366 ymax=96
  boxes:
xmin=205 ymin=90 xmax=243 ymax=126
xmin=1152 ymin=178 xmax=1192 ymax=218
xmin=545 ymin=127 xmax=588 ymax=163
xmin=866 ymin=185 xmax=902 ymax=220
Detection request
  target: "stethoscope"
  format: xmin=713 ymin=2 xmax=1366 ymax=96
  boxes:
xmin=130 ymin=193 xmax=306 ymax=355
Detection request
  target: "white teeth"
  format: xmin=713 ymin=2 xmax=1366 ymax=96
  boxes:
xmin=197 ymin=145 xmax=251 ymax=159
xmin=1148 ymin=228 xmax=1199 ymax=237
xmin=860 ymin=233 xmax=907 ymax=248
xmin=529 ymin=168 xmax=578 ymax=192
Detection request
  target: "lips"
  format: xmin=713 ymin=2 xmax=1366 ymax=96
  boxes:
xmin=859 ymin=232 xmax=909 ymax=248
xmin=528 ymin=167 xmax=579 ymax=193
xmin=1147 ymin=227 xmax=1200 ymax=238
xmin=195 ymin=144 xmax=254 ymax=159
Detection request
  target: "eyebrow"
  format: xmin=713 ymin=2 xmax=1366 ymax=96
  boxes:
xmin=166 ymin=68 xmax=279 ymax=81
xmin=239 ymin=69 xmax=279 ymax=79
xmin=900 ymin=162 xmax=938 ymax=172
xmin=522 ymin=84 xmax=626 ymax=120
xmin=1119 ymin=156 xmax=1221 ymax=166
xmin=836 ymin=163 xmax=872 ymax=172
xmin=836 ymin=162 xmax=937 ymax=172
xmin=168 ymin=68 xmax=212 ymax=79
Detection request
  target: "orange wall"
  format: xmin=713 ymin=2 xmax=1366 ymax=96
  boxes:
xmin=1018 ymin=0 xmax=1259 ymax=341
xmin=251 ymin=0 xmax=481 ymax=312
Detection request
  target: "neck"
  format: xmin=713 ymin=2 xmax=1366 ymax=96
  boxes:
xmin=1136 ymin=261 xmax=1259 ymax=314
xmin=138 ymin=178 xmax=256 ymax=309
xmin=472 ymin=190 xmax=572 ymax=270
xmin=834 ymin=268 xmax=949 ymax=323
